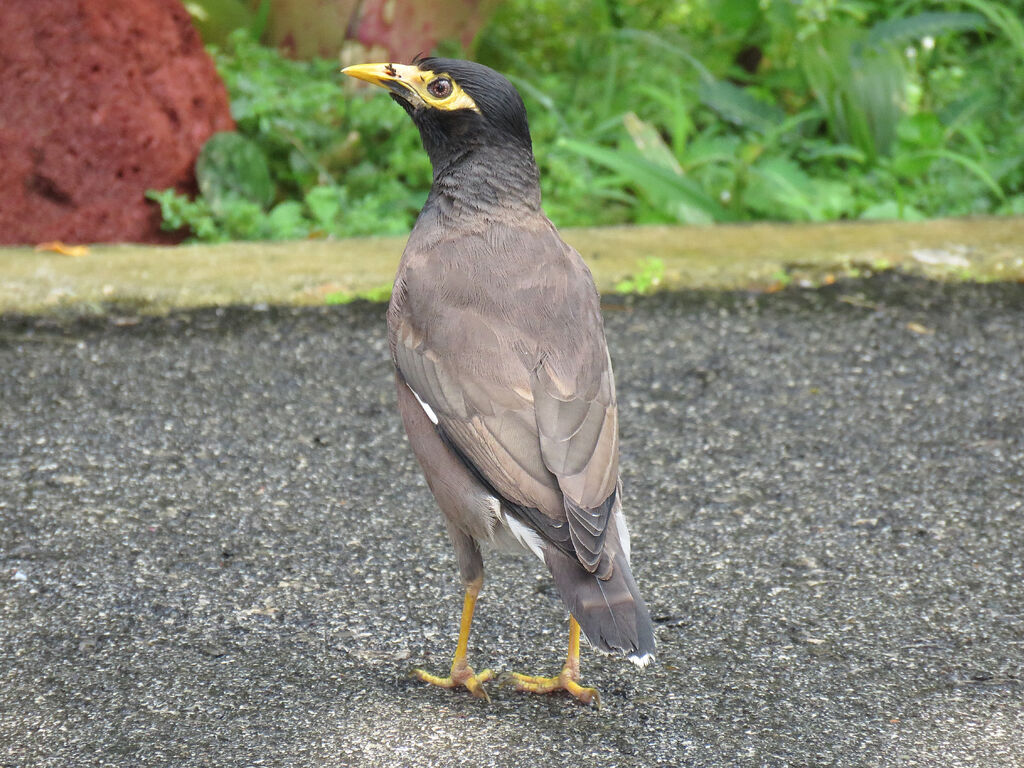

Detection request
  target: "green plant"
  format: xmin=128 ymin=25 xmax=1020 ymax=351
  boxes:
xmin=614 ymin=257 xmax=666 ymax=295
xmin=196 ymin=132 xmax=275 ymax=213
xmin=183 ymin=0 xmax=269 ymax=46
xmin=559 ymin=133 xmax=732 ymax=225
xmin=325 ymin=284 xmax=393 ymax=304
xmin=505 ymin=1 xmax=1019 ymax=225
xmin=148 ymin=29 xmax=430 ymax=241
xmin=150 ymin=2 xmax=1024 ymax=241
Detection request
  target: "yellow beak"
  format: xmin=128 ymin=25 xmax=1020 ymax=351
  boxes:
xmin=342 ymin=62 xmax=480 ymax=113
xmin=342 ymin=62 xmax=422 ymax=91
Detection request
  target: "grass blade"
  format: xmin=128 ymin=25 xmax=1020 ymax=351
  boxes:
xmin=558 ymin=137 xmax=732 ymax=222
xmin=623 ymin=112 xmax=683 ymax=174
xmin=866 ymin=12 xmax=987 ymax=48
xmin=955 ymin=0 xmax=1024 ymax=59
xmin=698 ymin=79 xmax=785 ymax=134
xmin=916 ymin=149 xmax=1006 ymax=199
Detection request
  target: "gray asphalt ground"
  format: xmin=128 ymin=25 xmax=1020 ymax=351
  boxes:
xmin=1 ymin=273 xmax=1022 ymax=767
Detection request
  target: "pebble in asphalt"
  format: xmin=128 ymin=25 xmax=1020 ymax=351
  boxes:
xmin=1 ymin=274 xmax=1022 ymax=767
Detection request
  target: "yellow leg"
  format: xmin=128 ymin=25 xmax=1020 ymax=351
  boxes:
xmin=508 ymin=616 xmax=601 ymax=707
xmin=414 ymin=582 xmax=494 ymax=701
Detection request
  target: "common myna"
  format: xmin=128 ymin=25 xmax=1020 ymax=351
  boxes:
xmin=343 ymin=57 xmax=654 ymax=706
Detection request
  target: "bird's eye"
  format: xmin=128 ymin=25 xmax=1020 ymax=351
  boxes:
xmin=427 ymin=77 xmax=453 ymax=99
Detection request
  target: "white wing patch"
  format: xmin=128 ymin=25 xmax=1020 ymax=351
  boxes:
xmin=505 ymin=515 xmax=546 ymax=562
xmin=408 ymin=385 xmax=439 ymax=425
xmin=613 ymin=507 xmax=631 ymax=563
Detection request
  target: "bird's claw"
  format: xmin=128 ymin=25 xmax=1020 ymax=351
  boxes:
xmin=414 ymin=664 xmax=494 ymax=702
xmin=505 ymin=668 xmax=601 ymax=708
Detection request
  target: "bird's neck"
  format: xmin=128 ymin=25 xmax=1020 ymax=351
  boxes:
xmin=426 ymin=143 xmax=542 ymax=218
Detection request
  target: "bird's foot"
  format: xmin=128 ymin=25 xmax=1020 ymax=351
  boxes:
xmin=507 ymin=666 xmax=601 ymax=708
xmin=414 ymin=662 xmax=494 ymax=701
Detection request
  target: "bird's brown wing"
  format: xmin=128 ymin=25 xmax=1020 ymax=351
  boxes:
xmin=389 ymin=221 xmax=618 ymax=570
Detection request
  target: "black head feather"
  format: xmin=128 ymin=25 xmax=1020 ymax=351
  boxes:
xmin=399 ymin=58 xmax=533 ymax=168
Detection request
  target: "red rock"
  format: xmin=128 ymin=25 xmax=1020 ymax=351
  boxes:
xmin=0 ymin=0 xmax=235 ymax=245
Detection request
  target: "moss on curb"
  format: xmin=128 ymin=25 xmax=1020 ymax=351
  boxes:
xmin=2 ymin=218 xmax=1022 ymax=315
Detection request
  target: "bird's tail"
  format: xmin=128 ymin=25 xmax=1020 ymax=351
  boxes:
xmin=545 ymin=512 xmax=655 ymax=666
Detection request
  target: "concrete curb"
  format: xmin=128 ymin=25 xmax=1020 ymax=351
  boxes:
xmin=2 ymin=217 xmax=1022 ymax=314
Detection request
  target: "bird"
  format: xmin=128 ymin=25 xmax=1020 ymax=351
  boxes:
xmin=342 ymin=57 xmax=654 ymax=706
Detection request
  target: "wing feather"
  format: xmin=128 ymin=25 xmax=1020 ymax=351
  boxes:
xmin=389 ymin=220 xmax=620 ymax=571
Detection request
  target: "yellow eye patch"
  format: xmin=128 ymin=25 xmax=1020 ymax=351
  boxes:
xmin=342 ymin=63 xmax=480 ymax=113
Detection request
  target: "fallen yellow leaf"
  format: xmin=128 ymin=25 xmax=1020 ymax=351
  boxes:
xmin=34 ymin=241 xmax=90 ymax=257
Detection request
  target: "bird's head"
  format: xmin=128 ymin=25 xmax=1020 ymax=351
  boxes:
xmin=342 ymin=57 xmax=533 ymax=168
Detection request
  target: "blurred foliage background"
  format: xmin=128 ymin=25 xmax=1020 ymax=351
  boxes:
xmin=150 ymin=0 xmax=1024 ymax=241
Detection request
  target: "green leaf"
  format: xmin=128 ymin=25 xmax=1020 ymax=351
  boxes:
xmin=559 ymin=138 xmax=732 ymax=224
xmin=745 ymin=157 xmax=856 ymax=221
xmin=896 ymin=113 xmax=944 ymax=150
xmin=683 ymin=134 xmax=743 ymax=169
xmin=614 ymin=257 xmax=665 ymax=295
xmin=798 ymin=23 xmax=907 ymax=160
xmin=196 ymin=132 xmax=275 ymax=215
xmin=860 ymin=201 xmax=926 ymax=221
xmin=622 ymin=113 xmax=683 ymax=174
xmin=708 ymin=0 xmax=761 ymax=34
xmin=146 ymin=188 xmax=222 ymax=241
xmin=799 ymin=144 xmax=868 ymax=164
xmin=304 ymin=186 xmax=344 ymax=230
xmin=951 ymin=0 xmax=1024 ymax=60
xmin=890 ymin=152 xmax=934 ymax=177
xmin=266 ymin=201 xmax=308 ymax=240
xmin=996 ymin=195 xmax=1024 ymax=216
xmin=636 ymin=83 xmax=695 ymax=159
xmin=917 ymin=150 xmax=1005 ymax=199
xmin=744 ymin=157 xmax=817 ymax=220
xmin=614 ymin=29 xmax=713 ymax=81
xmin=866 ymin=12 xmax=987 ymax=49
xmin=325 ymin=285 xmax=392 ymax=305
xmin=218 ymin=198 xmax=268 ymax=239
xmin=184 ymin=0 xmax=254 ymax=46
xmin=699 ymin=79 xmax=785 ymax=134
